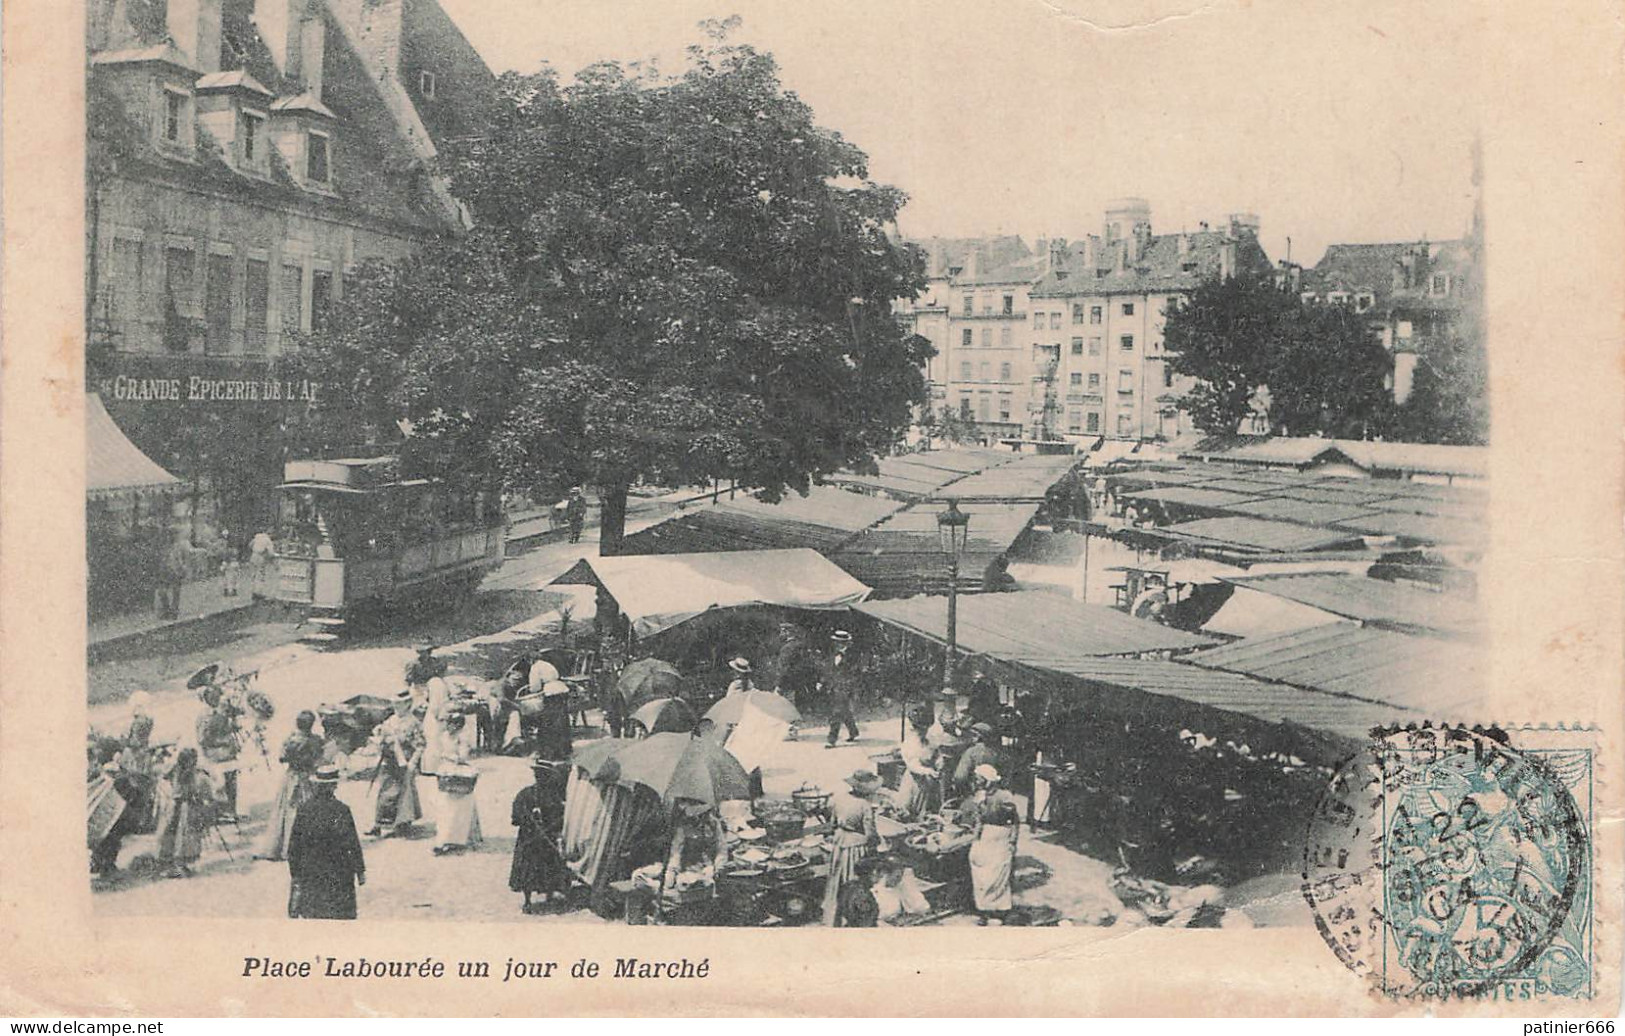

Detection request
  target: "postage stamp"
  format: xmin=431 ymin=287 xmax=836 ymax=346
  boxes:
xmin=1303 ymin=725 xmax=1595 ymax=1002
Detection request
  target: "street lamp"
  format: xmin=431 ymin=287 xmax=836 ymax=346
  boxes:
xmin=934 ymin=500 xmax=972 ymax=721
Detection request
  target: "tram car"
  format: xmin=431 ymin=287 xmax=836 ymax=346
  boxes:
xmin=267 ymin=455 xmax=505 ymax=639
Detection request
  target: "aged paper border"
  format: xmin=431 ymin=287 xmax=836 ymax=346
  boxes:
xmin=2 ymin=0 xmax=1621 ymax=1017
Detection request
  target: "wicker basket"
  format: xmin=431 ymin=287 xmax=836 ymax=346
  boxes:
xmin=436 ymin=771 xmax=480 ymax=794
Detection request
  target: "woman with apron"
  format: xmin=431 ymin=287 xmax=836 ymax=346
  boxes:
xmin=964 ymin=764 xmax=1020 ymax=924
xmin=822 ymin=770 xmax=882 ymax=926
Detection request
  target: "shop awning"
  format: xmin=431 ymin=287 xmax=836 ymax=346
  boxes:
xmin=855 ymin=589 xmax=1219 ymax=662
xmin=86 ymin=393 xmax=180 ymax=500
xmin=552 ymin=548 xmax=871 ymax=639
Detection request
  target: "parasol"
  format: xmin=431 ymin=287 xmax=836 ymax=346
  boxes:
xmin=527 ymin=659 xmax=560 ymax=692
xmin=627 ymin=697 xmax=697 ymax=736
xmin=186 ymin=662 xmax=222 ymax=689
xmin=572 ymin=732 xmax=750 ymax=808
xmin=615 ymin=658 xmax=683 ymax=710
xmin=704 ymin=690 xmax=800 ymax=727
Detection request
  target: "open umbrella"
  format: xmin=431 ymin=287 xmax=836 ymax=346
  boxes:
xmin=573 ymin=732 xmax=750 ymax=808
xmin=615 ymin=658 xmax=683 ymax=710
xmin=704 ymin=690 xmax=800 ymax=727
xmin=627 ymin=697 xmax=697 ymax=737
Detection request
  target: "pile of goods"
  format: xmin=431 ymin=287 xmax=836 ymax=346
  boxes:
xmin=717 ymin=788 xmax=832 ymax=881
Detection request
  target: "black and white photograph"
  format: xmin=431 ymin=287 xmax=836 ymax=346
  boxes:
xmin=10 ymin=0 xmax=1618 ymax=1019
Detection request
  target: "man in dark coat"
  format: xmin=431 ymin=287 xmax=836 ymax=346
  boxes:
xmin=564 ymin=487 xmax=588 ymax=543
xmin=509 ymin=755 xmax=569 ymax=913
xmin=772 ymin=622 xmax=819 ymax=719
xmin=288 ymin=764 xmax=366 ymax=919
xmin=821 ymin=630 xmax=860 ymax=748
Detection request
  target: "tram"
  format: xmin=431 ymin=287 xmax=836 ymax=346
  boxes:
xmin=267 ymin=455 xmax=505 ymax=638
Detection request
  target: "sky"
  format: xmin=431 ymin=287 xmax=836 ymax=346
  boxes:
xmin=438 ymin=0 xmax=1482 ymax=267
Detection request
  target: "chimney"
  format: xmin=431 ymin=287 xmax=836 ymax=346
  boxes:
xmin=255 ymin=0 xmax=302 ymax=83
xmin=1048 ymin=237 xmax=1068 ymax=275
xmin=331 ymin=0 xmax=405 ymax=80
xmin=1177 ymin=233 xmax=1190 ymax=257
xmin=166 ymin=0 xmax=222 ymax=72
xmin=1133 ymin=222 xmax=1152 ymax=263
xmin=300 ymin=10 xmax=327 ymax=98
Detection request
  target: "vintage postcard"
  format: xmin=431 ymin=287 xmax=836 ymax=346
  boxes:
xmin=1 ymin=0 xmax=1620 ymax=1018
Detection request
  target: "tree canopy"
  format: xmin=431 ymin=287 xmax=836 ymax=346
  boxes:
xmin=1164 ymin=274 xmax=1397 ymax=439
xmin=292 ymin=22 xmax=931 ymax=551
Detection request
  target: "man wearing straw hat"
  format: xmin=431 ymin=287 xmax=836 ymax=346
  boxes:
xmin=724 ymin=657 xmax=756 ymax=697
xmin=288 ymin=765 xmax=366 ymax=919
xmin=820 ymin=630 xmax=861 ymax=748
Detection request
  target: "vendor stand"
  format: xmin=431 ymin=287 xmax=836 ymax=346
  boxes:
xmin=563 ymin=733 xmax=753 ymax=923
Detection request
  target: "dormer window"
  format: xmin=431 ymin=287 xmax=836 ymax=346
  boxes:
xmin=307 ymin=129 xmax=331 ymax=183
xmin=420 ymin=71 xmax=438 ymax=100
xmin=1355 ymin=291 xmax=1375 ymax=313
xmin=160 ymin=87 xmax=192 ymax=146
xmin=241 ymin=110 xmax=265 ymax=168
xmin=1430 ymin=273 xmax=1451 ymax=297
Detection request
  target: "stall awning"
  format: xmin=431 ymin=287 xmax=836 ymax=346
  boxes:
xmin=1218 ymin=572 xmax=1479 ymax=638
xmin=855 ymin=589 xmax=1219 ymax=662
xmin=552 ymin=548 xmax=871 ymax=638
xmin=1185 ymin=622 xmax=1485 ymax=714
xmin=1052 ymin=656 xmax=1423 ymax=744
xmin=87 ymin=393 xmax=180 ymax=500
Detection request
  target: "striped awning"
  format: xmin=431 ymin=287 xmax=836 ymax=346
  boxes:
xmin=87 ymin=393 xmax=180 ymax=499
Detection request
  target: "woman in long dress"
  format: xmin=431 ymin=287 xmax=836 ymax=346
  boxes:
xmin=963 ymin=764 xmax=1020 ymax=923
xmin=822 ymin=770 xmax=882 ymax=926
xmin=432 ymin=707 xmax=482 ymax=855
xmin=509 ymin=756 xmax=569 ymax=912
xmin=256 ymin=710 xmax=326 ymax=861
xmin=895 ymin=706 xmax=939 ymax=818
xmin=154 ymin=748 xmax=215 ymax=878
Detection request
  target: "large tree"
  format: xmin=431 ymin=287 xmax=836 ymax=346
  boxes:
xmin=1165 ymin=274 xmax=1396 ymax=438
xmin=293 ymin=21 xmax=930 ymax=552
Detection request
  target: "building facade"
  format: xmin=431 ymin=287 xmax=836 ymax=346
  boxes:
xmin=1293 ymin=236 xmax=1481 ymax=404
xmin=904 ymin=201 xmax=1270 ymax=443
xmin=85 ymin=0 xmax=494 ymax=550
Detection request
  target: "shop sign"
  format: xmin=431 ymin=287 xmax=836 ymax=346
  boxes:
xmin=96 ymin=373 xmax=324 ymax=404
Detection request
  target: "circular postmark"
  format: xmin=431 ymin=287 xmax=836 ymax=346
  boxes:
xmin=1302 ymin=726 xmax=1588 ymax=1000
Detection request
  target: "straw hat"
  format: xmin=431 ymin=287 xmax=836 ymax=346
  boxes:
xmin=974 ymin=763 xmax=1001 ymax=784
xmin=970 ymin=722 xmax=995 ymax=740
xmin=844 ymin=770 xmax=882 ymax=795
xmin=830 ymin=630 xmax=853 ymax=645
xmin=312 ymin=764 xmax=341 ymax=784
xmin=727 ymin=657 xmax=752 ymax=675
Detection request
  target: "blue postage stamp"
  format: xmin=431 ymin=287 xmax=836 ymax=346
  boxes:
xmin=1303 ymin=724 xmax=1595 ymax=1002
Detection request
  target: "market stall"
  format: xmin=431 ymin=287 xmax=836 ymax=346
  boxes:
xmin=562 ymin=732 xmax=752 ymax=921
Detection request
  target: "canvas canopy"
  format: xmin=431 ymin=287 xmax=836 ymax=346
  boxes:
xmin=553 ymin=548 xmax=871 ymax=638
xmin=86 ymin=393 xmax=180 ymax=500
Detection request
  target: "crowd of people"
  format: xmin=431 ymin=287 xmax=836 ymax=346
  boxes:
xmin=86 ymin=642 xmax=580 ymax=920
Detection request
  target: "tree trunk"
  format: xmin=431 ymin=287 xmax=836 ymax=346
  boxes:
xmin=597 ymin=482 xmax=630 ymax=556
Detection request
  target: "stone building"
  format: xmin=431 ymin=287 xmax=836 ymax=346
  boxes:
xmin=904 ymin=200 xmax=1271 ymax=444
xmin=85 ymin=0 xmax=494 ymax=550
xmin=1295 ymin=237 xmax=1481 ymax=404
xmin=84 ymin=0 xmax=493 ymax=617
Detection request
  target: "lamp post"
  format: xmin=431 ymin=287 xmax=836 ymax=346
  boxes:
xmin=934 ymin=500 xmax=972 ymax=727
